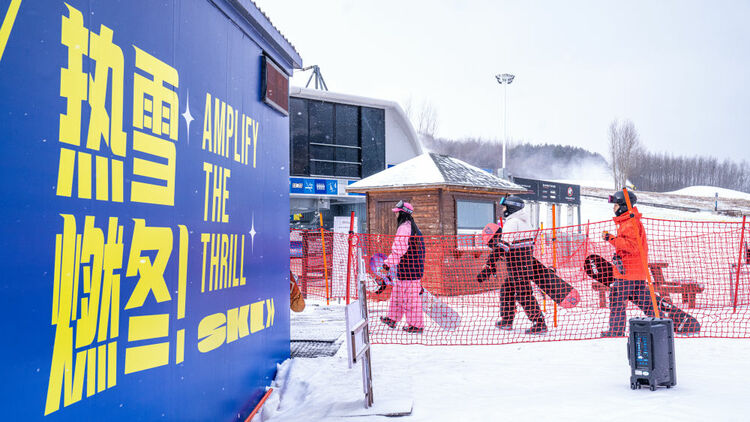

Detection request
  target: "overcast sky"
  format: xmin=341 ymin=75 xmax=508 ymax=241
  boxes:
xmin=255 ymin=0 xmax=750 ymax=162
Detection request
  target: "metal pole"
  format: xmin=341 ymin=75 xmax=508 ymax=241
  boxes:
xmin=503 ymin=82 xmax=507 ymax=171
xmin=495 ymin=73 xmax=514 ymax=177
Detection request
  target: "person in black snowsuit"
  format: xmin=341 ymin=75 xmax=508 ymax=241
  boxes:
xmin=477 ymin=196 xmax=548 ymax=335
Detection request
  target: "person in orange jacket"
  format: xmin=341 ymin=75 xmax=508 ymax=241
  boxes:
xmin=600 ymin=189 xmax=655 ymax=337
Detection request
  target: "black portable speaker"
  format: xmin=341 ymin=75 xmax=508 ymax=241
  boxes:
xmin=627 ymin=318 xmax=676 ymax=391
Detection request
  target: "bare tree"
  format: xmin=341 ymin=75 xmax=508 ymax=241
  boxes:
xmin=404 ymin=97 xmax=439 ymax=138
xmin=608 ymin=119 xmax=643 ymax=189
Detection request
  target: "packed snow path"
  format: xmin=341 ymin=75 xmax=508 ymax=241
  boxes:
xmin=258 ymin=302 xmax=750 ymax=421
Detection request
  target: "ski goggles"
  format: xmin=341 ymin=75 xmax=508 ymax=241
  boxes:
xmin=499 ymin=196 xmax=522 ymax=208
xmin=392 ymin=200 xmax=413 ymax=214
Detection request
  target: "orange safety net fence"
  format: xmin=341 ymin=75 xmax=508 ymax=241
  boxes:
xmin=291 ymin=217 xmax=750 ymax=345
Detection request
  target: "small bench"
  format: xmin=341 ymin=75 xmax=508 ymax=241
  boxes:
xmin=648 ymin=262 xmax=704 ymax=308
xmin=591 ymin=281 xmax=609 ymax=308
xmin=591 ymin=262 xmax=704 ymax=308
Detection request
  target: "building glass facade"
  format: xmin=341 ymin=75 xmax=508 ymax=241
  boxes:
xmin=290 ymin=97 xmax=385 ymax=179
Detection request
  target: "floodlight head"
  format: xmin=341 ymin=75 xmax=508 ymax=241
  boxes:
xmin=495 ymin=73 xmax=515 ymax=84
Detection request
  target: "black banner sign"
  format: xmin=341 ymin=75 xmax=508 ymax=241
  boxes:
xmin=512 ymin=177 xmax=580 ymax=205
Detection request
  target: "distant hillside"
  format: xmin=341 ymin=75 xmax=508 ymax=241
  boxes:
xmin=421 ymin=136 xmax=609 ymax=181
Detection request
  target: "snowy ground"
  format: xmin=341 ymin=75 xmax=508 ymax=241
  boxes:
xmin=576 ymin=193 xmax=744 ymax=223
xmin=668 ymin=186 xmax=750 ymax=201
xmin=258 ymin=300 xmax=750 ymax=421
xmin=261 ymin=186 xmax=750 ymax=421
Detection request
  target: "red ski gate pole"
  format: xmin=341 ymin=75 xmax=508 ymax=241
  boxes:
xmin=345 ymin=211 xmax=355 ymax=305
xmin=733 ymin=215 xmax=747 ymax=313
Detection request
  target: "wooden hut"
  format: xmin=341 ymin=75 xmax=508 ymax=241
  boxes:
xmin=346 ymin=153 xmax=527 ymax=296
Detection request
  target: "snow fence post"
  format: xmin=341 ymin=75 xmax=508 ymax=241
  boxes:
xmin=552 ymin=204 xmax=558 ymax=327
xmin=320 ymin=213 xmax=330 ymax=305
xmin=345 ymin=211 xmax=355 ymax=305
xmin=733 ymin=215 xmax=747 ymax=313
xmin=344 ymin=261 xmax=374 ymax=407
xmin=623 ymin=188 xmax=661 ymax=318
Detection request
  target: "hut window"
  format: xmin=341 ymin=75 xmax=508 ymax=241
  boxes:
xmin=456 ymin=200 xmax=494 ymax=249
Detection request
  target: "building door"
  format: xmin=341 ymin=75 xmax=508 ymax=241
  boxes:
xmin=375 ymin=198 xmax=410 ymax=235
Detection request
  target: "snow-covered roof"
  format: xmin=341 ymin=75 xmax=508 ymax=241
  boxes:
xmin=289 ymin=87 xmax=423 ymax=156
xmin=346 ymin=153 xmax=527 ymax=193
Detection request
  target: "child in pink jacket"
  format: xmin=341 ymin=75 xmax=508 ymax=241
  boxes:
xmin=378 ymin=201 xmax=426 ymax=333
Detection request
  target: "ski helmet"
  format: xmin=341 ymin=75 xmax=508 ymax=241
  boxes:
xmin=608 ymin=189 xmax=637 ymax=216
xmin=392 ymin=200 xmax=414 ymax=214
xmin=482 ymin=223 xmax=501 ymax=246
xmin=500 ymin=195 xmax=524 ymax=217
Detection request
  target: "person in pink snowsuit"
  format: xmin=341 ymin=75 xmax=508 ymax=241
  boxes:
xmin=378 ymin=201 xmax=426 ymax=333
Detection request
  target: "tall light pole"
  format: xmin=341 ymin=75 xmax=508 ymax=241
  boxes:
xmin=495 ymin=73 xmax=515 ymax=178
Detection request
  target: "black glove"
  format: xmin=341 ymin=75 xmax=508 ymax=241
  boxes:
xmin=375 ymin=278 xmax=387 ymax=294
xmin=477 ymin=265 xmax=495 ymax=283
xmin=476 ymin=271 xmax=487 ymax=283
xmin=374 ymin=264 xmax=390 ymax=294
xmin=375 ymin=263 xmax=390 ymax=279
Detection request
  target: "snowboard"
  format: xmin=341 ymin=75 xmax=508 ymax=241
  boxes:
xmin=583 ymin=254 xmax=615 ymax=287
xmin=420 ymin=288 xmax=461 ymax=331
xmin=583 ymin=254 xmax=701 ymax=334
xmin=528 ymin=259 xmax=580 ymax=308
xmin=369 ymin=253 xmax=461 ymax=331
xmin=368 ymin=253 xmax=397 ymax=294
xmin=480 ymin=223 xmax=579 ymax=308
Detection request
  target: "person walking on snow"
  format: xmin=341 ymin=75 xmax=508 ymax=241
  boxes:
xmin=600 ymin=189 xmax=655 ymax=337
xmin=378 ymin=201 xmax=426 ymax=333
xmin=479 ymin=196 xmax=548 ymax=335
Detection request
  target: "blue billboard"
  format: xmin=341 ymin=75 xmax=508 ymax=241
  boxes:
xmin=0 ymin=0 xmax=301 ymax=420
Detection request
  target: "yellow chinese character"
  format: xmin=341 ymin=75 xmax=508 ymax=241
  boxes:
xmin=123 ymin=223 xmax=189 ymax=373
xmin=45 ymin=215 xmax=123 ymax=415
xmin=122 ymin=219 xmax=171 ymax=374
xmin=129 ymin=47 xmax=179 ymax=206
